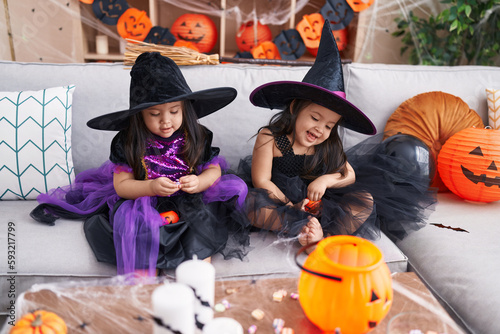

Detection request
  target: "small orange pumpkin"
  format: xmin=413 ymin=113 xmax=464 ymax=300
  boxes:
xmin=251 ymin=41 xmax=281 ymax=60
xmin=117 ymin=8 xmax=152 ymax=41
xmin=170 ymin=13 xmax=217 ymax=53
xmin=236 ymin=21 xmax=273 ymax=52
xmin=438 ymin=127 xmax=500 ymax=202
xmin=173 ymin=40 xmax=199 ymax=52
xmin=10 ymin=310 xmax=67 ymax=334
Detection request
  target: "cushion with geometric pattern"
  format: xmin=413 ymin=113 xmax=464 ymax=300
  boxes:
xmin=0 ymin=85 xmax=75 ymax=200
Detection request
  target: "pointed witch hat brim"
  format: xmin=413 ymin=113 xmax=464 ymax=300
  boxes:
xmin=249 ymin=21 xmax=375 ymax=135
xmin=87 ymin=52 xmax=237 ymax=131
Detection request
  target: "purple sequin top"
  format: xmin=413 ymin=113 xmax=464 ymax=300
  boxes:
xmin=143 ymin=131 xmax=190 ymax=182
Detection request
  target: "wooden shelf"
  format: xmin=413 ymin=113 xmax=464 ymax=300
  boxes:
xmin=84 ymin=53 xmax=124 ymax=62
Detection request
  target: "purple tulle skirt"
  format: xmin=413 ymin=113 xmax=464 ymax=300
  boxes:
xmin=32 ymin=157 xmax=250 ymax=276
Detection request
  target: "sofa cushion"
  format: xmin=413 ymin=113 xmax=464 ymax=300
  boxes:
xmin=383 ymin=91 xmax=484 ymax=192
xmin=0 ymin=85 xmax=76 ymax=200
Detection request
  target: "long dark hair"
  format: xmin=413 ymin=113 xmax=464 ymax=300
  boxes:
xmin=123 ymin=100 xmax=207 ymax=179
xmin=259 ymin=99 xmax=348 ymax=179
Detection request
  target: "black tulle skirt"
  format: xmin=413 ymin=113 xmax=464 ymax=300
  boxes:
xmin=237 ymin=133 xmax=437 ymax=242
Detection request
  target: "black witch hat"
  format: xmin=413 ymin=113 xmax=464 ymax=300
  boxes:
xmin=87 ymin=52 xmax=237 ymax=131
xmin=249 ymin=21 xmax=375 ymax=135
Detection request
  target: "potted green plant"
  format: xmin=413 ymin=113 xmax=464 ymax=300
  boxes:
xmin=392 ymin=0 xmax=500 ymax=65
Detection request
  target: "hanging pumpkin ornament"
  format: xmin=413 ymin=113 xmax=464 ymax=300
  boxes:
xmin=117 ymin=8 xmax=152 ymax=42
xmin=144 ymin=26 xmax=176 ymax=45
xmin=346 ymin=0 xmax=375 ymax=12
xmin=296 ymin=235 xmax=393 ymax=334
xmin=10 ymin=310 xmax=67 ymax=334
xmin=236 ymin=20 xmax=273 ymax=52
xmin=320 ymin=0 xmax=355 ymax=30
xmin=170 ymin=14 xmax=218 ymax=53
xmin=92 ymin=0 xmax=129 ymax=26
xmin=438 ymin=127 xmax=500 ymax=202
xmin=80 ymin=0 xmax=94 ymax=4
xmin=296 ymin=13 xmax=325 ymax=50
xmin=333 ymin=28 xmax=348 ymax=51
xmin=251 ymin=41 xmax=281 ymax=60
xmin=274 ymin=29 xmax=306 ymax=60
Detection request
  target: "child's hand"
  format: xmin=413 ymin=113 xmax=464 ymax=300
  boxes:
xmin=150 ymin=177 xmax=181 ymax=197
xmin=307 ymin=179 xmax=327 ymax=202
xmin=179 ymin=174 xmax=200 ymax=194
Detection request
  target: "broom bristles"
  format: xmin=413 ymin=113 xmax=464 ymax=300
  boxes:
xmin=124 ymin=39 xmax=220 ymax=66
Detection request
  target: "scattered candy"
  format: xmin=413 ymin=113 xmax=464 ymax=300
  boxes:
xmin=225 ymin=288 xmax=238 ymax=294
xmin=273 ymin=291 xmax=284 ymax=302
xmin=281 ymin=328 xmax=294 ymax=334
xmin=272 ymin=318 xmax=285 ymax=333
xmin=409 ymin=330 xmax=423 ymax=334
xmin=248 ymin=325 xmax=257 ymax=333
xmin=214 ymin=303 xmax=226 ymax=312
xmin=251 ymin=309 xmax=265 ymax=320
xmin=290 ymin=292 xmax=299 ymax=300
xmin=221 ymin=299 xmax=231 ymax=309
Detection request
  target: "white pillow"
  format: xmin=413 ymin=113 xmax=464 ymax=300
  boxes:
xmin=0 ymin=85 xmax=76 ymax=200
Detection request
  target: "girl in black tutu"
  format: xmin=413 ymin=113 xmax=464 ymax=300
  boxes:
xmin=239 ymin=21 xmax=436 ymax=247
xmin=31 ymin=52 xmax=249 ymax=276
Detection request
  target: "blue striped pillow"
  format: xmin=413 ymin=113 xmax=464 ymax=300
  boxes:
xmin=0 ymin=85 xmax=75 ymax=200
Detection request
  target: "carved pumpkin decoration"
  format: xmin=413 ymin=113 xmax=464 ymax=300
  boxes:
xmin=236 ymin=21 xmax=273 ymax=52
xmin=92 ymin=0 xmax=129 ymax=26
xmin=252 ymin=41 xmax=281 ymax=60
xmin=117 ymin=8 xmax=152 ymax=41
xmin=160 ymin=211 xmax=180 ymax=225
xmin=170 ymin=14 xmax=217 ymax=53
xmin=307 ymin=27 xmax=348 ymax=56
xmin=274 ymin=29 xmax=306 ymax=60
xmin=10 ymin=310 xmax=67 ymax=334
xmin=296 ymin=13 xmax=325 ymax=49
xmin=438 ymin=127 xmax=500 ymax=202
xmin=173 ymin=40 xmax=199 ymax=52
xmin=296 ymin=235 xmax=393 ymax=333
xmin=144 ymin=26 xmax=176 ymax=45
xmin=320 ymin=0 xmax=355 ymax=30
xmin=347 ymin=0 xmax=375 ymax=12
xmin=80 ymin=0 xmax=94 ymax=4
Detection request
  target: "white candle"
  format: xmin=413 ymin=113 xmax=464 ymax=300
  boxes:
xmin=95 ymin=35 xmax=109 ymax=55
xmin=176 ymin=256 xmax=215 ymax=327
xmin=151 ymin=282 xmax=196 ymax=334
xmin=202 ymin=317 xmax=244 ymax=334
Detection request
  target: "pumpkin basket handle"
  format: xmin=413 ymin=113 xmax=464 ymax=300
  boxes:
xmin=294 ymin=241 xmax=343 ymax=282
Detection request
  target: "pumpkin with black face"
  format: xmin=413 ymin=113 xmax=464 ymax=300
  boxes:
xmin=320 ymin=0 xmax=355 ymax=30
xmin=347 ymin=0 xmax=375 ymax=12
xmin=274 ymin=29 xmax=306 ymax=60
xmin=236 ymin=21 xmax=273 ymax=52
xmin=298 ymin=236 xmax=393 ymax=333
xmin=170 ymin=14 xmax=217 ymax=53
xmin=116 ymin=8 xmax=152 ymax=41
xmin=438 ymin=127 xmax=500 ymax=202
xmin=92 ymin=0 xmax=129 ymax=25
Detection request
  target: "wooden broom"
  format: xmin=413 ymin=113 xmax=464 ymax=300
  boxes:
xmin=123 ymin=39 xmax=317 ymax=67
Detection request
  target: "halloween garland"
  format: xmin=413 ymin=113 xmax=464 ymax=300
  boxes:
xmin=81 ymin=0 xmax=374 ymax=60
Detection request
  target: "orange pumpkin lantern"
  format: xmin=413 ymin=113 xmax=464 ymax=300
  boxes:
xmin=251 ymin=41 xmax=281 ymax=60
xmin=174 ymin=40 xmax=199 ymax=52
xmin=170 ymin=14 xmax=217 ymax=53
xmin=160 ymin=210 xmax=180 ymax=225
xmin=236 ymin=20 xmax=273 ymax=52
xmin=296 ymin=235 xmax=393 ymax=334
xmin=438 ymin=127 xmax=500 ymax=202
xmin=10 ymin=310 xmax=67 ymax=334
xmin=296 ymin=13 xmax=325 ymax=50
xmin=308 ymin=28 xmax=348 ymax=56
xmin=117 ymin=8 xmax=152 ymax=41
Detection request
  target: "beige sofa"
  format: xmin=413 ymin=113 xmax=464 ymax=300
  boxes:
xmin=1 ymin=60 xmax=499 ymax=334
